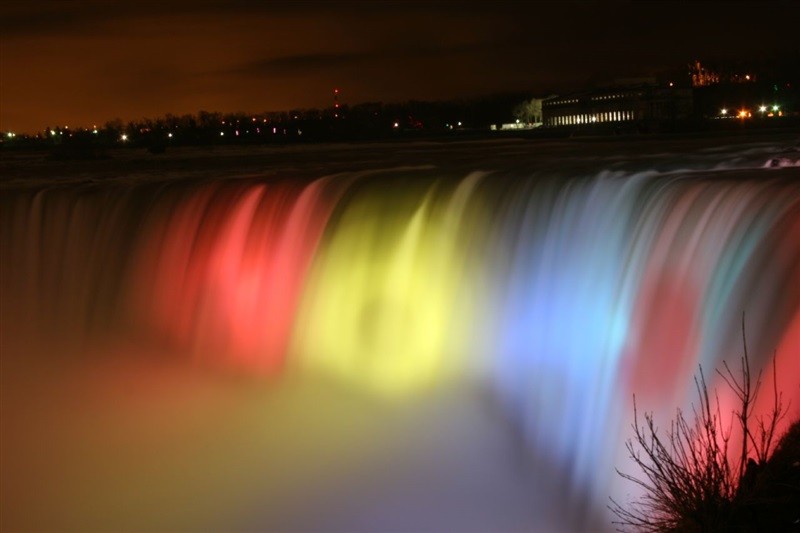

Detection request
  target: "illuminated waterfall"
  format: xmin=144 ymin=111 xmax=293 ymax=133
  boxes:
xmin=130 ymin=178 xmax=345 ymax=373
xmin=294 ymin=171 xmax=489 ymax=394
xmin=2 ymin=149 xmax=798 ymax=531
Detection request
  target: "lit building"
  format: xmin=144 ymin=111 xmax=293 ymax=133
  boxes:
xmin=690 ymin=60 xmax=720 ymax=87
xmin=542 ymin=83 xmax=692 ymax=128
xmin=690 ymin=59 xmax=756 ymax=87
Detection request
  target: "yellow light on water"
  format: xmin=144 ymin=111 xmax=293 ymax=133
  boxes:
xmin=294 ymin=175 xmax=488 ymax=396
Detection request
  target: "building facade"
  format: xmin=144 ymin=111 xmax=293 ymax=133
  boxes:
xmin=542 ymin=84 xmax=692 ymax=128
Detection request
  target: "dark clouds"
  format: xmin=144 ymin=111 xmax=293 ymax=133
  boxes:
xmin=228 ymin=52 xmax=386 ymax=78
xmin=2 ymin=0 xmax=798 ymax=133
xmin=224 ymin=39 xmax=526 ymax=78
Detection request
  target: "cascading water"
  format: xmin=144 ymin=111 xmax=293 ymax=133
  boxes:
xmin=2 ymin=139 xmax=799 ymax=531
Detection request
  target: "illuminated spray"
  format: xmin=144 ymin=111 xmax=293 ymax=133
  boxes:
xmin=2 ymin=157 xmax=799 ymax=529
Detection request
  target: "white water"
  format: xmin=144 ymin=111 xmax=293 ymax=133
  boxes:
xmin=2 ymin=137 xmax=799 ymax=531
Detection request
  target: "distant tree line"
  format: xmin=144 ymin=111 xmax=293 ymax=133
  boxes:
xmin=2 ymin=93 xmax=538 ymax=154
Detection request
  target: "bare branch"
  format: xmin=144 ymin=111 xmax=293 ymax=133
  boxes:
xmin=612 ymin=318 xmax=791 ymax=531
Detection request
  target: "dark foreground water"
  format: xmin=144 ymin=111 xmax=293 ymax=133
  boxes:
xmin=2 ymin=135 xmax=799 ymax=531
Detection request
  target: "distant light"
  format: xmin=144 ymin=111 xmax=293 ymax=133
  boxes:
xmin=92 ymin=129 xmax=98 ymax=134
xmin=669 ymin=82 xmax=674 ymax=87
xmin=220 ymin=131 xmax=225 ymax=136
xmin=120 ymin=134 xmax=128 ymax=141
xmin=745 ymin=74 xmax=751 ymax=81
xmin=6 ymin=132 xmax=14 ymax=138
xmin=516 ymin=119 xmax=520 ymax=124
xmin=457 ymin=121 xmax=462 ymax=126
xmin=393 ymin=122 xmax=399 ymax=128
xmin=772 ymin=105 xmax=779 ymax=112
xmin=759 ymin=106 xmax=767 ymax=113
xmin=167 ymin=132 xmax=173 ymax=138
xmin=720 ymin=108 xmax=728 ymax=115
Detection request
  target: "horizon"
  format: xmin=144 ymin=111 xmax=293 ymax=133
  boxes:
xmin=2 ymin=0 xmax=798 ymax=135
xmin=3 ymin=90 xmax=539 ymax=137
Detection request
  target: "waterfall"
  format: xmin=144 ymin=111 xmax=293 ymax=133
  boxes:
xmin=2 ymin=144 xmax=798 ymax=531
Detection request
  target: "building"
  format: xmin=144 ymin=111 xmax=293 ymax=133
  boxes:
xmin=542 ymin=83 xmax=693 ymax=129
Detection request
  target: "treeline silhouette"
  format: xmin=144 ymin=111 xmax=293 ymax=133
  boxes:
xmin=8 ymin=93 xmax=536 ymax=156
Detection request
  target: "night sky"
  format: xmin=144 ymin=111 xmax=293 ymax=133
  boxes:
xmin=2 ymin=0 xmax=797 ymax=134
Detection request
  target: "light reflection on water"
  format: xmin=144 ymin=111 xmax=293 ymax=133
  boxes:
xmin=2 ymin=140 xmax=799 ymax=531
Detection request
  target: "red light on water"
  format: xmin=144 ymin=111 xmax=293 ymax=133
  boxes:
xmin=133 ymin=181 xmax=346 ymax=374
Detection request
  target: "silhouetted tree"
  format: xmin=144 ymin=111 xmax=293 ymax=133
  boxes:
xmin=610 ymin=319 xmax=793 ymax=532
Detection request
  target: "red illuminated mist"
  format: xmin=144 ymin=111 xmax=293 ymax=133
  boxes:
xmin=132 ymin=179 xmax=341 ymax=373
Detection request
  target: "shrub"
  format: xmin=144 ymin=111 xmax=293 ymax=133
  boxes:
xmin=610 ymin=319 xmax=797 ymax=532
